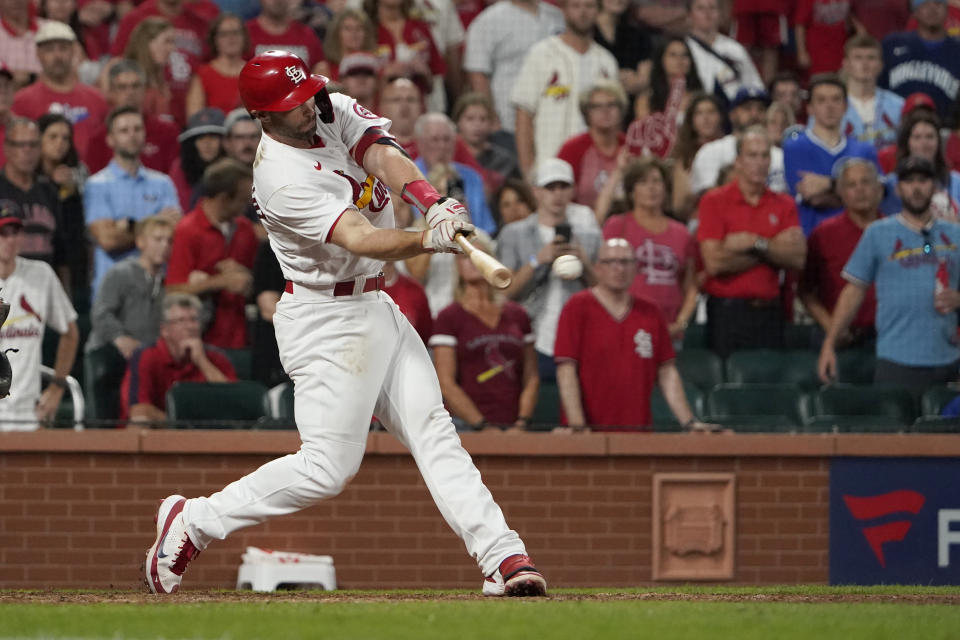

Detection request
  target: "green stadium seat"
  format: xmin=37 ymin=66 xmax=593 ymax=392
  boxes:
xmin=912 ymin=416 xmax=960 ymax=433
xmin=784 ymin=323 xmax=817 ymax=350
xmin=261 ymin=382 xmax=296 ymax=429
xmin=704 ymin=383 xmax=805 ymax=431
xmin=41 ymin=366 xmax=83 ymax=429
xmin=82 ymin=343 xmax=127 ymax=423
xmin=682 ymin=323 xmax=708 ymax=350
xmin=835 ymin=348 xmax=876 ymax=384
xmin=530 ymin=380 xmax=560 ymax=431
xmin=725 ymin=349 xmax=820 ymax=389
xmin=810 ymin=385 xmax=916 ymax=430
xmin=223 ymin=348 xmax=253 ymax=380
xmin=166 ymin=381 xmax=269 ymax=427
xmin=920 ymin=386 xmax=959 ymax=417
xmin=802 ymin=414 xmax=907 ymax=433
xmin=650 ymin=381 xmax=704 ymax=429
xmin=675 ymin=349 xmax=725 ymax=392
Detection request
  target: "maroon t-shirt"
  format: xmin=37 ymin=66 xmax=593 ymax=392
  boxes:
xmin=430 ymin=301 xmax=533 ymax=425
xmin=554 ymin=290 xmax=675 ymax=430
xmin=800 ymin=212 xmax=877 ymax=330
xmin=85 ymin=114 xmax=181 ymax=175
xmin=384 ymin=272 xmax=433 ymax=344
xmin=557 ymin=132 xmax=625 ymax=209
xmin=121 ymin=337 xmax=237 ymax=419
xmin=245 ymin=19 xmax=326 ymax=69
xmin=11 ymin=81 xmax=109 ymax=167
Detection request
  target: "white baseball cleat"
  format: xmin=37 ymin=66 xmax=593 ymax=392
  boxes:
xmin=482 ymin=554 xmax=547 ymax=597
xmin=145 ymin=494 xmax=201 ymax=594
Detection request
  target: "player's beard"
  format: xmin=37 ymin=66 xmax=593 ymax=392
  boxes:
xmin=271 ymin=115 xmax=317 ymax=144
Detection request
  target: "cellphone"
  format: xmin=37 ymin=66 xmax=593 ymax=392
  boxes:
xmin=554 ymin=223 xmax=572 ymax=243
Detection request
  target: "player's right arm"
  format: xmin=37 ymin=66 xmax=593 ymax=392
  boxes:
xmin=329 ymin=209 xmax=472 ymax=259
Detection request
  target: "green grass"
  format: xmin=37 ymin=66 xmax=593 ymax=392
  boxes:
xmin=1 ymin=587 xmax=959 ymax=640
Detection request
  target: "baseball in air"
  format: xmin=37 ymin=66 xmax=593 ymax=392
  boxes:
xmin=552 ymin=254 xmax=583 ymax=280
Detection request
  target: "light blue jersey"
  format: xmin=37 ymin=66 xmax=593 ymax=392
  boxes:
xmin=838 ymin=89 xmax=904 ymax=149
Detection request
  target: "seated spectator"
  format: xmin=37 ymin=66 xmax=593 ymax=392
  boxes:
xmin=0 ymin=211 xmax=79 ymax=432
xmin=0 ymin=118 xmax=68 ymax=282
xmin=121 ymin=17 xmax=193 ymax=128
xmin=557 ymin=82 xmax=627 ymax=210
xmin=86 ymin=60 xmax=181 ymax=174
xmin=11 ymin=21 xmax=109 ymax=167
xmin=431 ymin=240 xmax=539 ymax=431
xmin=765 ymin=101 xmax=795 ymax=148
xmin=697 ymin=126 xmax=806 ymax=357
xmin=245 ymin=0 xmax=327 ymax=74
xmin=378 ymin=77 xmax=423 ymax=156
xmin=554 ymin=238 xmax=709 ymax=432
xmin=453 ymin=91 xmax=520 ymax=193
xmin=121 ymin=292 xmax=237 ymax=424
xmin=0 ymin=0 xmax=47 ymax=82
xmin=383 ymin=261 xmax=432 ymax=345
xmin=166 ymin=158 xmax=257 ymax=350
xmin=185 ymin=13 xmax=247 ymax=119
xmin=323 ymin=8 xmax=377 ymax=81
xmin=366 ymin=0 xmax=445 ymax=105
xmin=169 ymin=107 xmax=226 ymax=212
xmin=250 ymin=240 xmax=287 ymax=389
xmin=334 ymin=53 xmax=381 ymax=113
xmin=84 ymin=106 xmax=180 ymax=298
xmin=491 ymin=179 xmax=536 ymax=233
xmin=594 ymin=0 xmax=653 ymax=97
xmin=670 ymin=92 xmax=724 ymax=219
xmin=794 ymin=0 xmax=850 ymax=80
xmin=496 ymin=158 xmax=602 ymax=380
xmin=413 ymin=113 xmax=495 ymax=235
xmin=87 ymin=215 xmax=173 ymax=358
xmin=686 ymin=0 xmax=762 ymax=106
xmin=111 ymin=0 xmax=217 ymax=61
xmin=35 ymin=113 xmax=88 ymax=304
xmin=819 ymin=156 xmax=960 ymax=391
xmin=0 ymin=63 xmax=12 ymax=167
xmin=602 ymin=158 xmax=699 ymax=343
xmin=881 ymin=112 xmax=960 ymax=220
xmin=799 ymin=158 xmax=880 ymax=349
xmin=840 ymin=34 xmax=904 ymax=150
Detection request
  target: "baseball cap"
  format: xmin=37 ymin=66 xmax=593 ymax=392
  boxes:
xmin=224 ymin=107 xmax=257 ymax=134
xmin=902 ymin=92 xmax=937 ymax=117
xmin=730 ymin=86 xmax=771 ymax=110
xmin=35 ymin=20 xmax=77 ymax=45
xmin=535 ymin=158 xmax=574 ymax=187
xmin=912 ymin=0 xmax=945 ymax=9
xmin=0 ymin=206 xmax=24 ymax=231
xmin=339 ymin=53 xmax=380 ymax=78
xmin=177 ymin=107 xmax=226 ymax=142
xmin=896 ymin=156 xmax=937 ymax=180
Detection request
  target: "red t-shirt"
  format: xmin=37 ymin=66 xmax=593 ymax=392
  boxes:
xmin=851 ymin=0 xmax=911 ymax=41
xmin=733 ymin=0 xmax=786 ymax=14
xmin=795 ymin=0 xmax=851 ymax=76
xmin=121 ymin=337 xmax=237 ymax=419
xmin=557 ymin=132 xmax=625 ymax=209
xmin=431 ymin=301 xmax=533 ymax=425
xmin=166 ymin=205 xmax=259 ymax=349
xmin=195 ymin=64 xmax=242 ymax=116
xmin=602 ymin=214 xmax=697 ymax=325
xmin=245 ymin=19 xmax=325 ymax=68
xmin=111 ymin=0 xmax=216 ymax=59
xmin=554 ymin=290 xmax=674 ymax=430
xmin=877 ymin=144 xmax=896 ymax=174
xmin=375 ymin=20 xmax=446 ymax=77
xmin=11 ymin=81 xmax=109 ymax=167
xmin=697 ymin=180 xmax=801 ymax=299
xmin=383 ymin=272 xmax=433 ymax=344
xmin=85 ymin=114 xmax=181 ymax=175
xmin=800 ymin=212 xmax=877 ymax=329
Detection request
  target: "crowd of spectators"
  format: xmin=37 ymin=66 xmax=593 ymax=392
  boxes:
xmin=3 ymin=0 xmax=960 ymax=433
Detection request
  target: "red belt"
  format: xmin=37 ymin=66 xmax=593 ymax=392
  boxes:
xmin=285 ymin=273 xmax=385 ymax=296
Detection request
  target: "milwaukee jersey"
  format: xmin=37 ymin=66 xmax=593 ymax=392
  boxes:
xmin=251 ymin=93 xmax=395 ymax=286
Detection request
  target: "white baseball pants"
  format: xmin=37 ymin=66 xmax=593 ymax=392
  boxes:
xmin=182 ymin=289 xmax=526 ymax=577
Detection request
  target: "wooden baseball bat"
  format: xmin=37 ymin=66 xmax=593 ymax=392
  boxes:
xmin=455 ymin=233 xmax=512 ymax=289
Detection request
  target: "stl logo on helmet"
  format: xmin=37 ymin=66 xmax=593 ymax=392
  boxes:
xmin=285 ymin=65 xmax=306 ymax=85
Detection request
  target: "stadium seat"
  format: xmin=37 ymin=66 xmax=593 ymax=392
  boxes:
xmin=223 ymin=348 xmax=253 ymax=380
xmin=82 ymin=343 xmax=127 ymax=423
xmin=784 ymin=323 xmax=817 ymax=350
xmin=166 ymin=381 xmax=269 ymax=427
xmin=724 ymin=349 xmax=820 ymax=389
xmin=675 ymin=349 xmax=725 ymax=392
xmin=682 ymin=323 xmax=708 ymax=350
xmin=802 ymin=414 xmax=906 ymax=433
xmin=41 ymin=366 xmax=84 ymax=429
xmin=912 ymin=416 xmax=960 ymax=433
xmin=704 ymin=383 xmax=806 ymax=431
xmin=530 ymin=380 xmax=561 ymax=431
xmin=810 ymin=385 xmax=916 ymax=431
xmin=920 ymin=386 xmax=959 ymax=417
xmin=261 ymin=383 xmax=296 ymax=429
xmin=650 ymin=381 xmax=704 ymax=429
xmin=835 ymin=348 xmax=876 ymax=384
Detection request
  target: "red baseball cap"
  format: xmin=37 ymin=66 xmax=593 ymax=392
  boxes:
xmin=902 ymin=92 xmax=936 ymax=117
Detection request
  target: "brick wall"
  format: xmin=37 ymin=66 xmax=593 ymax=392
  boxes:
xmin=0 ymin=430 xmax=956 ymax=589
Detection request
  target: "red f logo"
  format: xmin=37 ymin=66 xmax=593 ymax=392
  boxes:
xmin=843 ymin=490 xmax=925 ymax=567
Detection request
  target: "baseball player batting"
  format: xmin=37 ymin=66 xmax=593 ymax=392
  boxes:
xmin=145 ymin=50 xmax=546 ymax=597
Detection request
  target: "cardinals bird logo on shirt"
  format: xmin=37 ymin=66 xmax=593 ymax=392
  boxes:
xmin=20 ymin=295 xmax=41 ymax=323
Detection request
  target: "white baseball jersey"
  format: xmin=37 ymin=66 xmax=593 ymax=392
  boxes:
xmin=0 ymin=257 xmax=77 ymax=430
xmin=252 ymin=93 xmax=395 ymax=287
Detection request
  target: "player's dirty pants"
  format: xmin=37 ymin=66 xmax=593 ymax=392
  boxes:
xmin=182 ymin=289 xmax=525 ymax=577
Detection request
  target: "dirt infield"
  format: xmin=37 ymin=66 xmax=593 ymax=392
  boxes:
xmin=2 ymin=590 xmax=959 ymax=606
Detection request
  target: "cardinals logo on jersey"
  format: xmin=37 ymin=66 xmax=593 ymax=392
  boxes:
xmin=285 ymin=65 xmax=306 ymax=85
xmin=20 ymin=295 xmax=41 ymax=323
xmin=544 ymin=72 xmax=570 ymax=100
xmin=333 ymin=171 xmax=390 ymax=212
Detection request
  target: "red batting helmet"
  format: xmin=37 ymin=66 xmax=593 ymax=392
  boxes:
xmin=239 ymin=50 xmax=329 ymax=114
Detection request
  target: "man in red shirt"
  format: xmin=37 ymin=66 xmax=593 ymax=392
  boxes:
xmin=697 ymin=126 xmax=807 ymax=357
xmin=85 ymin=60 xmax=181 ymax=174
xmin=11 ymin=21 xmax=108 ymax=167
xmin=554 ymin=238 xmax=708 ymax=431
xmin=111 ymin=0 xmax=217 ymax=60
xmin=799 ymin=157 xmax=880 ymax=347
xmin=165 ymin=158 xmax=258 ymax=349
xmin=245 ymin=0 xmax=326 ymax=73
xmin=122 ymin=292 xmax=237 ymax=423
